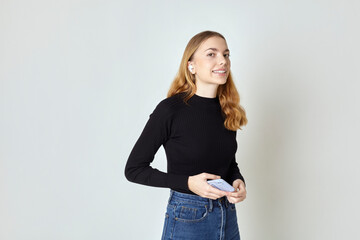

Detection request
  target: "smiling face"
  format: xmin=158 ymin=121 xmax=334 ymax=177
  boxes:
xmin=188 ymin=36 xmax=231 ymax=89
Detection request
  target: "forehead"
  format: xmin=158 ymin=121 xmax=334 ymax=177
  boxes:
xmin=198 ymin=36 xmax=228 ymax=51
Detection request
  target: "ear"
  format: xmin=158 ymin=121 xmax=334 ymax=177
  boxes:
xmin=188 ymin=61 xmax=195 ymax=73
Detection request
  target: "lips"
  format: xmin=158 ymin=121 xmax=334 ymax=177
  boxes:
xmin=212 ymin=69 xmax=227 ymax=73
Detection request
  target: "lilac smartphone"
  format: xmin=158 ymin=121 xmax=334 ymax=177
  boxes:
xmin=207 ymin=179 xmax=235 ymax=192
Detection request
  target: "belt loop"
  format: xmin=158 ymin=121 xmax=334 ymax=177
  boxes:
xmin=208 ymin=199 xmax=213 ymax=212
xmin=225 ymin=197 xmax=229 ymax=208
xmin=168 ymin=190 xmax=174 ymax=204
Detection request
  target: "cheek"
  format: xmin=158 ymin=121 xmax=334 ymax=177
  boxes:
xmin=199 ymin=62 xmax=214 ymax=73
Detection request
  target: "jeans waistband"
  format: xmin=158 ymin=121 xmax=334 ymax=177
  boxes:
xmin=169 ymin=190 xmax=230 ymax=211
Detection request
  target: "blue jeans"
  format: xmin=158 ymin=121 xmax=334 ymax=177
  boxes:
xmin=161 ymin=190 xmax=241 ymax=240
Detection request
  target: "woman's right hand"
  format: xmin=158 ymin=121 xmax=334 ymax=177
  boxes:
xmin=188 ymin=173 xmax=228 ymax=200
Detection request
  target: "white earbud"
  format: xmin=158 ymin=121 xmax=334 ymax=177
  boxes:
xmin=188 ymin=65 xmax=194 ymax=72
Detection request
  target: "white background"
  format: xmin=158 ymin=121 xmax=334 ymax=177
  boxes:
xmin=1 ymin=0 xmax=359 ymax=239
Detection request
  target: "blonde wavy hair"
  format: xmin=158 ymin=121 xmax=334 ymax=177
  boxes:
xmin=167 ymin=30 xmax=248 ymax=131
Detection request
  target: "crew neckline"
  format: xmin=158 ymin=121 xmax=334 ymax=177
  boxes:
xmin=191 ymin=93 xmax=219 ymax=104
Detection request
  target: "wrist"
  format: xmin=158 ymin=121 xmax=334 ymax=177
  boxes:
xmin=187 ymin=176 xmax=192 ymax=189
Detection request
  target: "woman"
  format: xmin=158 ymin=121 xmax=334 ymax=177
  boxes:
xmin=125 ymin=30 xmax=247 ymax=240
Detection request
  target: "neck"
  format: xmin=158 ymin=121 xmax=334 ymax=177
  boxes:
xmin=195 ymin=82 xmax=219 ymax=98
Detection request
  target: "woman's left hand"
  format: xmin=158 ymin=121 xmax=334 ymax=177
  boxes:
xmin=226 ymin=179 xmax=247 ymax=204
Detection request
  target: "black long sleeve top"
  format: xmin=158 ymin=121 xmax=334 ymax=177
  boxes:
xmin=124 ymin=92 xmax=245 ymax=194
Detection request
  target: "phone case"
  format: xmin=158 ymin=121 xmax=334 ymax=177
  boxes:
xmin=207 ymin=179 xmax=235 ymax=192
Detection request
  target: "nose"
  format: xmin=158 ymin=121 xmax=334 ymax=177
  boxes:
xmin=218 ymin=55 xmax=227 ymax=66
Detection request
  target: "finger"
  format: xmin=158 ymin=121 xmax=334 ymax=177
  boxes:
xmin=227 ymin=196 xmax=235 ymax=203
xmin=208 ymin=185 xmax=228 ymax=197
xmin=232 ymin=182 xmax=240 ymax=189
xmin=228 ymin=191 xmax=242 ymax=197
xmin=203 ymin=189 xmax=224 ymax=200
xmin=228 ymin=191 xmax=246 ymax=198
xmin=206 ymin=192 xmax=222 ymax=200
xmin=228 ymin=196 xmax=245 ymax=203
xmin=203 ymin=190 xmax=226 ymax=200
xmin=207 ymin=191 xmax=226 ymax=200
xmin=228 ymin=193 xmax=242 ymax=199
xmin=227 ymin=196 xmax=242 ymax=203
xmin=233 ymin=187 xmax=246 ymax=194
xmin=237 ymin=184 xmax=245 ymax=192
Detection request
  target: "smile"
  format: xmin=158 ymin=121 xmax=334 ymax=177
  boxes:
xmin=212 ymin=70 xmax=226 ymax=73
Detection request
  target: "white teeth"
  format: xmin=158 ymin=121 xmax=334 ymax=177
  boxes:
xmin=213 ymin=70 xmax=226 ymax=73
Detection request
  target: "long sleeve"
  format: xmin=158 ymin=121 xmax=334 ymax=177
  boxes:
xmin=226 ymin=131 xmax=246 ymax=185
xmin=226 ymin=155 xmax=246 ymax=186
xmin=124 ymin=101 xmax=189 ymax=191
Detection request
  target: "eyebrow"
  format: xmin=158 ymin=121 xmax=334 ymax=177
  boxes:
xmin=204 ymin=48 xmax=230 ymax=52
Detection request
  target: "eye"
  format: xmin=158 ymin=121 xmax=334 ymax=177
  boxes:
xmin=207 ymin=52 xmax=215 ymax=57
xmin=224 ymin=53 xmax=230 ymax=58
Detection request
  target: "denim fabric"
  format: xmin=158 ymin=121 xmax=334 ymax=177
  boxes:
xmin=161 ymin=190 xmax=240 ymax=240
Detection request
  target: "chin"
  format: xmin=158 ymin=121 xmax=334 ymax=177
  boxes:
xmin=202 ymin=77 xmax=228 ymax=86
xmin=215 ymin=78 xmax=228 ymax=85
xmin=219 ymin=80 xmax=227 ymax=85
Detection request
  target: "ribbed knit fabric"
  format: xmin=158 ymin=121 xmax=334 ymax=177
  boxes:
xmin=125 ymin=92 xmax=245 ymax=194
